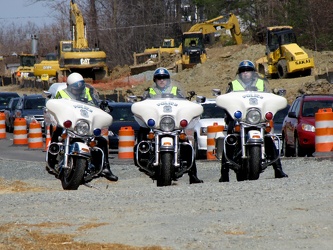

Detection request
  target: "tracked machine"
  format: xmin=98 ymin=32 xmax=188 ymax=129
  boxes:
xmin=58 ymin=0 xmax=108 ymax=81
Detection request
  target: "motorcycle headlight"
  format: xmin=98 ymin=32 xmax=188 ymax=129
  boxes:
xmin=160 ymin=116 xmax=175 ymax=132
xmin=246 ymin=109 xmax=261 ymax=124
xmin=74 ymin=120 xmax=90 ymax=135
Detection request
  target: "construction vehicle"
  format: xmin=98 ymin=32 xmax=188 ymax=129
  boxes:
xmin=188 ymin=13 xmax=242 ymax=45
xmin=57 ymin=0 xmax=108 ymax=81
xmin=255 ymin=26 xmax=315 ymax=79
xmin=144 ymin=38 xmax=182 ymax=55
xmin=34 ymin=53 xmax=60 ymax=82
xmin=175 ymin=32 xmax=207 ymax=72
xmin=15 ymin=34 xmax=38 ymax=81
xmin=15 ymin=53 xmax=37 ymax=79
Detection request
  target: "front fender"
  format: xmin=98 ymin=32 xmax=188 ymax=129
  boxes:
xmin=70 ymin=142 xmax=91 ymax=158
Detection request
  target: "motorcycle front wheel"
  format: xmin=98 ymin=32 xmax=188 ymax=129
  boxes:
xmin=156 ymin=152 xmax=174 ymax=187
xmin=61 ymin=156 xmax=86 ymax=190
xmin=248 ymin=145 xmax=261 ymax=180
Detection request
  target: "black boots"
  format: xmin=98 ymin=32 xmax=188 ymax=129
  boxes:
xmin=188 ymin=163 xmax=203 ymax=184
xmin=273 ymin=164 xmax=288 ymax=178
xmin=101 ymin=163 xmax=118 ymax=182
xmin=219 ymin=163 xmax=230 ymax=182
xmin=189 ymin=175 xmax=204 ymax=184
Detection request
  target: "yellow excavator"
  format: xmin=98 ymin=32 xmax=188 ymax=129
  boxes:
xmin=34 ymin=0 xmax=108 ymax=81
xmin=143 ymin=13 xmax=242 ymax=56
xmin=255 ymin=26 xmax=314 ymax=78
xmin=59 ymin=0 xmax=108 ymax=80
xmin=188 ymin=13 xmax=242 ymax=45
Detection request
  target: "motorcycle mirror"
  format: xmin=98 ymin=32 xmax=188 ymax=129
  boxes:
xmin=272 ymin=88 xmax=287 ymax=96
xmin=196 ymin=96 xmax=206 ymax=103
xmin=212 ymin=89 xmax=221 ymax=96
xmin=43 ymin=91 xmax=52 ymax=99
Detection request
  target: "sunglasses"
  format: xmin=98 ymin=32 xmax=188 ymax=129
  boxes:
xmin=239 ymin=68 xmax=254 ymax=74
xmin=155 ymin=76 xmax=169 ymax=80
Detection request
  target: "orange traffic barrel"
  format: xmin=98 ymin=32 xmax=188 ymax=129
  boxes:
xmin=13 ymin=118 xmax=28 ymax=145
xmin=118 ymin=126 xmax=135 ymax=159
xmin=315 ymin=108 xmax=333 ymax=155
xmin=44 ymin=125 xmax=51 ymax=151
xmin=207 ymin=122 xmax=224 ymax=160
xmin=28 ymin=120 xmax=44 ymax=149
xmin=0 ymin=112 xmax=6 ymax=139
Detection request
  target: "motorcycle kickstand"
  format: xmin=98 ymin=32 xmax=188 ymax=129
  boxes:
xmin=83 ymin=183 xmax=102 ymax=191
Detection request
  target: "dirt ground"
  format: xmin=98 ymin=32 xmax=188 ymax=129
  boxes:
xmin=1 ymin=42 xmax=333 ymax=249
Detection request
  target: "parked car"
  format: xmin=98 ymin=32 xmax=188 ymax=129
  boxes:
xmin=186 ymin=99 xmax=226 ymax=159
xmin=12 ymin=94 xmax=46 ymax=134
xmin=107 ymin=102 xmax=140 ymax=150
xmin=4 ymin=97 xmax=20 ymax=132
xmin=0 ymin=92 xmax=20 ymax=111
xmin=271 ymin=104 xmax=290 ymax=156
xmin=282 ymin=94 xmax=333 ymax=157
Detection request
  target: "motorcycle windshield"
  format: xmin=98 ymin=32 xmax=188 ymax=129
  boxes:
xmin=132 ymin=98 xmax=203 ymax=129
xmin=45 ymin=99 xmax=113 ymax=133
xmin=216 ymin=91 xmax=287 ymax=120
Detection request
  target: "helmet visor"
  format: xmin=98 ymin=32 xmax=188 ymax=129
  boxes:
xmin=155 ymin=75 xmax=170 ymax=80
xmin=70 ymin=80 xmax=86 ymax=91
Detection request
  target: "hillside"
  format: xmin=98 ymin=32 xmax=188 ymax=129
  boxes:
xmin=129 ymin=43 xmax=333 ymax=104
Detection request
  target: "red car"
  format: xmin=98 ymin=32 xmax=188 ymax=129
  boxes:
xmin=282 ymin=94 xmax=333 ymax=157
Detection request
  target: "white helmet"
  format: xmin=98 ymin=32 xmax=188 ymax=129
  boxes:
xmin=67 ymin=72 xmax=85 ymax=93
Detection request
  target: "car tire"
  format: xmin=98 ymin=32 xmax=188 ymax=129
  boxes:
xmin=294 ymin=136 xmax=306 ymax=157
xmin=194 ymin=136 xmax=203 ymax=160
xmin=282 ymin=136 xmax=292 ymax=157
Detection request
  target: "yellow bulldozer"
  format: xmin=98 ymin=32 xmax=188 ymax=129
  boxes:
xmin=174 ymin=31 xmax=207 ymax=72
xmin=255 ymin=26 xmax=315 ymax=78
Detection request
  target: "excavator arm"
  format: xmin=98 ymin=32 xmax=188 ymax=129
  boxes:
xmin=70 ymin=0 xmax=88 ymax=49
xmin=188 ymin=13 xmax=242 ymax=45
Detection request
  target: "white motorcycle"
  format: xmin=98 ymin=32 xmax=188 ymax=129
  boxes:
xmin=215 ymin=91 xmax=287 ymax=181
xmin=45 ymin=98 xmax=112 ymax=190
xmin=131 ymin=93 xmax=204 ymax=186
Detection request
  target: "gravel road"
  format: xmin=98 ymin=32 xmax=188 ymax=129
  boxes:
xmin=0 ymin=143 xmax=332 ymax=250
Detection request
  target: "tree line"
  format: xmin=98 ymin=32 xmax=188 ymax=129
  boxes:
xmin=0 ymin=0 xmax=332 ymax=71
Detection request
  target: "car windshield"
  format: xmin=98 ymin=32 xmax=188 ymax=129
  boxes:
xmin=111 ymin=106 xmax=135 ymax=121
xmin=302 ymin=100 xmax=333 ymax=117
xmin=0 ymin=94 xmax=19 ymax=106
xmin=24 ymin=98 xmax=46 ymax=109
xmin=201 ymin=103 xmax=225 ymax=119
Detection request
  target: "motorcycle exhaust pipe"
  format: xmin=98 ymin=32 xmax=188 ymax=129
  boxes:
xmin=138 ymin=141 xmax=151 ymax=154
xmin=48 ymin=142 xmax=60 ymax=155
xmin=226 ymin=135 xmax=238 ymax=146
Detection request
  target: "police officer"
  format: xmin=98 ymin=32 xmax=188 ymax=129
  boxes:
xmin=51 ymin=72 xmax=118 ymax=182
xmin=138 ymin=67 xmax=203 ymax=184
xmin=220 ymin=60 xmax=288 ymax=182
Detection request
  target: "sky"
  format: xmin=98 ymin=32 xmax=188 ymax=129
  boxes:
xmin=0 ymin=0 xmax=55 ymax=27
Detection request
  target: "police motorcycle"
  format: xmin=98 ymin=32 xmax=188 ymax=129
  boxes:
xmin=214 ymin=89 xmax=287 ymax=181
xmin=44 ymin=95 xmax=113 ymax=190
xmin=131 ymin=92 xmax=204 ymax=187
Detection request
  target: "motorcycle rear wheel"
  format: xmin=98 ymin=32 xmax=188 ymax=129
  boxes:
xmin=61 ymin=156 xmax=86 ymax=190
xmin=157 ymin=152 xmax=173 ymax=187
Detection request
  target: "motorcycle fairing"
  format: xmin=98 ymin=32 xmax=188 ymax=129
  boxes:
xmin=132 ymin=98 xmax=203 ymax=129
xmin=45 ymin=99 xmax=113 ymax=134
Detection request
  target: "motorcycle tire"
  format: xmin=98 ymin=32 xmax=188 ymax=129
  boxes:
xmin=248 ymin=145 xmax=261 ymax=180
xmin=156 ymin=152 xmax=173 ymax=187
xmin=61 ymin=156 xmax=86 ymax=190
